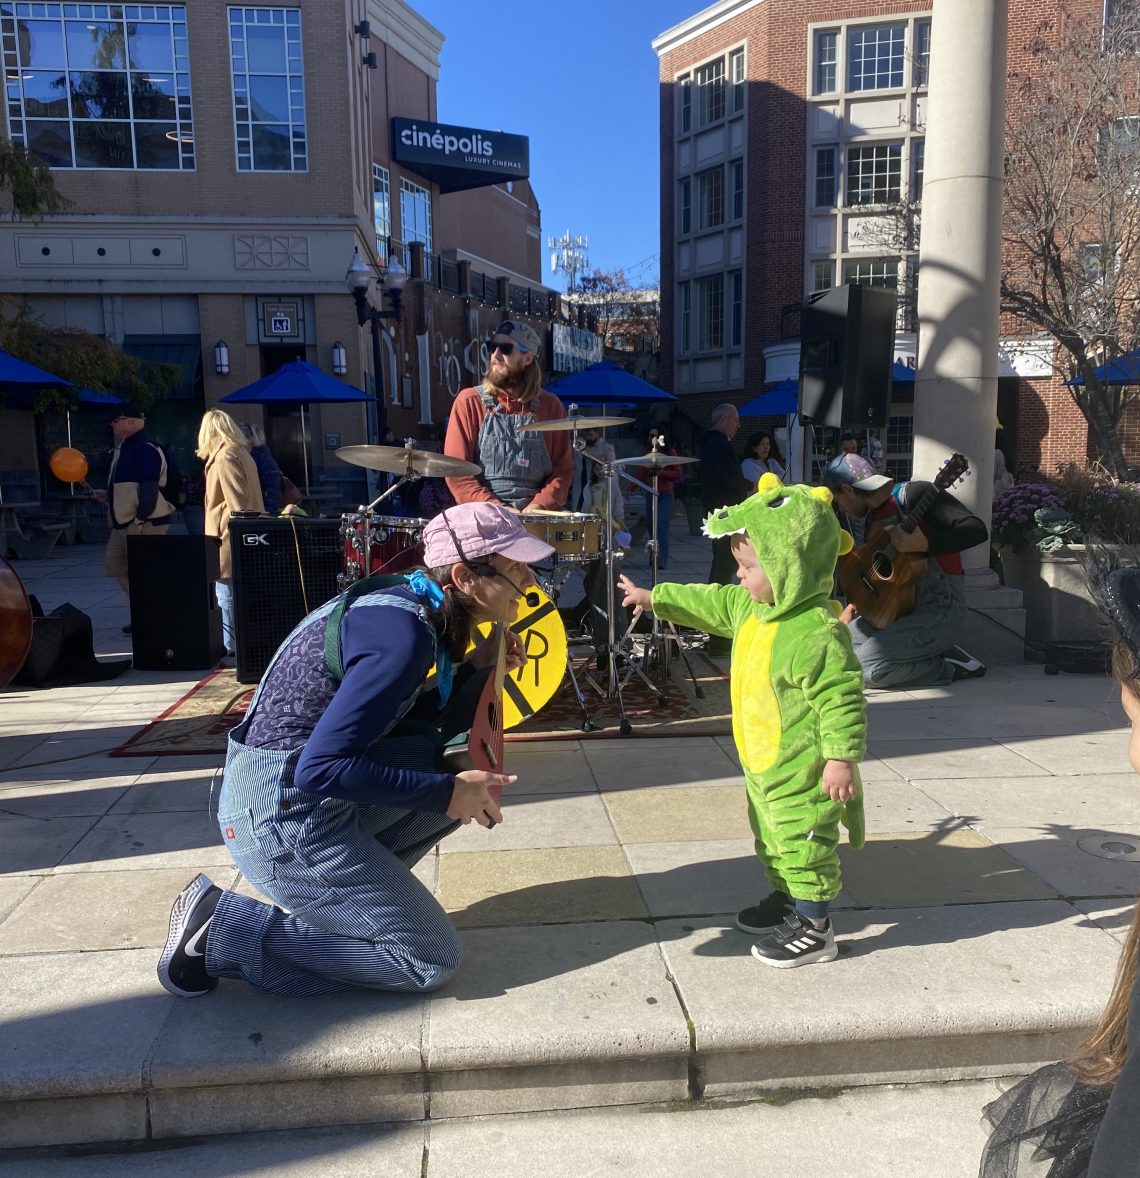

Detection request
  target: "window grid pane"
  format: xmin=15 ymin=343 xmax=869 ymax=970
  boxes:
xmin=399 ymin=176 xmax=432 ymax=266
xmin=679 ymin=177 xmax=691 ymax=235
xmin=843 ymin=256 xmax=899 ymax=287
xmin=696 ymin=164 xmax=724 ymax=230
xmin=848 ymin=24 xmax=905 ymax=91
xmin=846 ymin=142 xmax=902 ymax=205
xmin=811 ymin=261 xmax=834 ymax=292
xmin=729 ymin=270 xmax=742 ymax=347
xmin=813 ymin=30 xmax=838 ymax=95
xmin=1 ymin=1 xmax=194 ymax=170
xmin=230 ymin=6 xmax=306 ymax=172
xmin=679 ymin=75 xmax=691 ymax=133
xmin=911 ymin=138 xmax=925 ymax=201
xmin=913 ymin=20 xmax=931 ymax=87
xmin=696 ymin=57 xmax=724 ymax=126
xmin=679 ymin=281 xmax=691 ymax=353
xmin=814 ymin=145 xmax=836 ymax=207
xmin=697 ymin=274 xmax=724 ymax=351
xmin=373 ymin=162 xmax=390 ymax=255
xmin=732 ymin=159 xmax=743 ymax=220
xmin=730 ymin=47 xmax=744 ymax=113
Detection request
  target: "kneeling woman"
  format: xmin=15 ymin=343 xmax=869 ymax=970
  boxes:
xmin=158 ymin=502 xmax=554 ymax=998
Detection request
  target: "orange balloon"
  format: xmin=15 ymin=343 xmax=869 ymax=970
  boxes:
xmin=50 ymin=447 xmax=88 ymax=483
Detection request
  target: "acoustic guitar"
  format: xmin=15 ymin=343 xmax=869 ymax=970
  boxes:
xmin=837 ymin=453 xmax=970 ymax=630
xmin=0 ymin=553 xmax=34 ymax=689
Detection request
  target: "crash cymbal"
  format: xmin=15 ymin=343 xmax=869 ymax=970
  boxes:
xmin=614 ymin=451 xmax=700 ymax=467
xmin=517 ymin=415 xmax=634 ymax=433
xmin=335 ymin=444 xmax=480 ymax=478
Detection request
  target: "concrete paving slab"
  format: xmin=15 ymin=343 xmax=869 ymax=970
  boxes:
xmin=499 ymin=744 xmax=598 ymax=795
xmin=869 ymin=738 xmax=1049 ymax=780
xmin=427 ymin=1080 xmax=1001 ymax=1178
xmin=838 ymin=830 xmax=1058 ymax=907
xmin=860 ymin=777 xmax=954 ymax=831
xmin=0 ymin=814 xmax=101 ymax=875
xmin=657 ymin=901 xmax=1119 ymax=1095
xmin=0 ymin=877 xmax=39 ymax=924
xmin=867 ymin=703 xmax=1109 ymax=741
xmin=426 ymin=921 xmax=689 ymax=1117
xmin=985 ymin=825 xmax=1140 ymax=897
xmin=855 ymin=754 xmax=904 ymax=781
xmin=10 ymin=730 xmax=137 ymax=767
xmin=53 ymin=809 xmax=231 ymax=873
xmin=916 ymin=773 xmax=1140 ymax=830
xmin=602 ymin=785 xmax=751 ymax=843
xmin=437 ymin=846 xmax=647 ymax=928
xmin=0 ymin=776 xmax=135 ymax=819
xmin=583 ymin=739 xmax=739 ymax=790
xmin=0 ymin=867 xmax=239 ymax=954
xmin=104 ymin=770 xmax=218 ymax=814
xmin=441 ymin=792 xmax=617 ymax=854
xmin=1008 ymin=731 xmax=1135 ymax=775
xmin=0 ymin=1120 xmax=426 ymax=1174
xmin=1074 ymin=898 xmax=1138 ymax=945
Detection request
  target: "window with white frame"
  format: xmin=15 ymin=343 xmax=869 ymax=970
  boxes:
xmin=678 ymin=73 xmax=691 ymax=133
xmin=813 ymin=29 xmax=838 ymax=95
xmin=846 ymin=142 xmax=902 ymax=205
xmin=373 ymin=163 xmax=391 ymax=256
xmin=696 ymin=274 xmax=724 ymax=351
xmin=843 ymin=256 xmax=899 ymax=287
xmin=811 ymin=261 xmax=834 ymax=291
xmin=679 ymin=177 xmax=691 ymax=234
xmin=230 ymin=6 xmax=306 ymax=172
xmin=813 ymin=146 xmax=837 ymax=207
xmin=731 ymin=159 xmax=744 ymax=220
xmin=848 ymin=24 xmax=905 ymax=91
xmin=910 ymin=139 xmax=925 ymax=201
xmin=679 ymin=281 xmax=691 ymax=353
xmin=400 ymin=177 xmax=432 ymax=262
xmin=729 ymin=270 xmax=742 ymax=347
xmin=1 ymin=2 xmax=194 ymax=170
xmin=730 ymin=47 xmax=745 ymax=113
xmin=696 ymin=165 xmax=724 ymax=230
xmin=913 ymin=20 xmax=931 ymax=87
xmin=696 ymin=58 xmax=725 ymax=126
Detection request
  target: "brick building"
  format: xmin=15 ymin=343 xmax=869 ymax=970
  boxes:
xmin=0 ymin=0 xmax=561 ymax=502
xmin=653 ymin=0 xmax=1112 ymax=479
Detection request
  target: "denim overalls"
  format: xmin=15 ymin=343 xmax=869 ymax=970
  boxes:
xmin=205 ymin=591 xmax=462 ymax=996
xmin=476 ymin=392 xmax=552 ymax=509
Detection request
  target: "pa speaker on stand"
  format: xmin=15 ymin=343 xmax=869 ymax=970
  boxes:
xmin=230 ymin=516 xmax=342 ymax=684
xmin=798 ymin=283 xmax=897 ymax=429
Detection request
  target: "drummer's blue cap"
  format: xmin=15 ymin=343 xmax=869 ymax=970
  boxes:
xmin=492 ymin=319 xmax=541 ymax=355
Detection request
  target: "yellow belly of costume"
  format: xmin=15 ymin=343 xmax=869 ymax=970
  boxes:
xmin=731 ymin=614 xmax=781 ymax=774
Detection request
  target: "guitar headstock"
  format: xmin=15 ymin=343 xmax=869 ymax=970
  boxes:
xmin=936 ymin=453 xmax=970 ymax=490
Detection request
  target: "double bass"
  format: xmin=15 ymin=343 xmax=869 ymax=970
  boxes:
xmin=0 ymin=553 xmax=34 ymax=688
xmin=837 ymin=453 xmax=970 ymax=630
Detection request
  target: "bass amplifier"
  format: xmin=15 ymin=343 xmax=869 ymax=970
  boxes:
xmin=230 ymin=517 xmax=342 ymax=684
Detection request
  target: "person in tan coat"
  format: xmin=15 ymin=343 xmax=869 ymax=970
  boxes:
xmin=196 ymin=409 xmax=264 ymax=654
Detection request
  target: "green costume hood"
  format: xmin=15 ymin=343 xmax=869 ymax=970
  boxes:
xmin=703 ymin=472 xmax=854 ymax=620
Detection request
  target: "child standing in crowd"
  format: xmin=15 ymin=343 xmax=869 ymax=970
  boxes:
xmin=618 ymin=474 xmax=867 ymax=966
xmin=980 ymin=554 xmax=1140 ymax=1176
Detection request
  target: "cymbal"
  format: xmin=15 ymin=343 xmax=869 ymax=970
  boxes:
xmin=615 ymin=451 xmax=700 ymax=468
xmin=335 ymin=444 xmax=480 ymax=478
xmin=517 ymin=415 xmax=634 ymax=433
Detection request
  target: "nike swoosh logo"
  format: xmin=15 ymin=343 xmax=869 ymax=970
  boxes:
xmin=183 ymin=922 xmax=211 ymax=958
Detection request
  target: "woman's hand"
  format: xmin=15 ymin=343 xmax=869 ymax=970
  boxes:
xmin=448 ymin=771 xmax=515 ymax=827
xmin=469 ymin=627 xmax=527 ymax=671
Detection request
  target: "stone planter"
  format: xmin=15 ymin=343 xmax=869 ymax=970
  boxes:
xmin=997 ymin=544 xmax=1117 ymax=647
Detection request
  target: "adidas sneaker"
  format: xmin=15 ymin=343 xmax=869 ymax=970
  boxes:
xmin=751 ymin=912 xmax=838 ymax=968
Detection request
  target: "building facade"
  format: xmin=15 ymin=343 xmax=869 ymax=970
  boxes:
xmin=654 ymin=0 xmax=1110 ymax=479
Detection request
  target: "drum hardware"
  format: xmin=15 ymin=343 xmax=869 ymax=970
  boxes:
xmin=516 ymin=404 xmax=634 ymax=434
xmin=337 ymin=513 xmax=427 ymax=590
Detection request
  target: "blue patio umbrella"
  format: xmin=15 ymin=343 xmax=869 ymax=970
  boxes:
xmin=0 ymin=347 xmax=71 ymax=393
xmin=1064 ymin=348 xmax=1140 ymax=387
xmin=739 ymin=379 xmax=799 ymax=417
xmin=220 ymin=360 xmax=372 ymax=493
xmin=548 ymin=360 xmax=677 ymax=404
xmin=77 ymin=387 xmax=123 ymax=405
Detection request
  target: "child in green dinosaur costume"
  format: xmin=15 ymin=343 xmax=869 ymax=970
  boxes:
xmin=618 ymin=473 xmax=867 ymax=967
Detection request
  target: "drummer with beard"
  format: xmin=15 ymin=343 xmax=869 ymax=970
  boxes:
xmin=443 ymin=320 xmax=573 ymax=512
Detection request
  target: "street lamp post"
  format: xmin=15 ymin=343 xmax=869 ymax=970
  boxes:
xmin=346 ymin=247 xmax=407 ymax=435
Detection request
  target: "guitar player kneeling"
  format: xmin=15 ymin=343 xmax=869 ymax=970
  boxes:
xmin=822 ymin=453 xmax=988 ymax=690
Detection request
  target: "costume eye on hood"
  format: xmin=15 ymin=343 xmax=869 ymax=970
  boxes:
xmin=702 ymin=473 xmax=854 ymax=617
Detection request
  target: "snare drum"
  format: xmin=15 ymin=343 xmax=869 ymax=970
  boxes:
xmin=339 ymin=512 xmax=427 ymax=587
xmin=520 ymin=511 xmax=601 ymax=563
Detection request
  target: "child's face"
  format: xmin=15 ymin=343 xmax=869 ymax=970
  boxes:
xmin=1121 ymin=684 xmax=1140 ymax=773
xmin=731 ymin=536 xmax=773 ymax=603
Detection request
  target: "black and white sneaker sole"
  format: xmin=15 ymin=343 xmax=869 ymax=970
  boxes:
xmin=157 ymin=873 xmax=219 ymax=998
xmin=751 ymin=934 xmax=839 ymax=969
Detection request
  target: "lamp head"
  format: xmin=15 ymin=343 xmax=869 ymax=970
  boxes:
xmin=346 ymin=249 xmax=372 ymax=292
xmin=384 ymin=256 xmax=408 ymax=294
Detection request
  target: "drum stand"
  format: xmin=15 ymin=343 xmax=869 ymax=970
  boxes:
xmin=533 ymin=558 xmax=597 ymax=732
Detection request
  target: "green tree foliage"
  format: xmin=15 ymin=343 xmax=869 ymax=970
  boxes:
xmin=0 ymin=137 xmax=70 ymax=220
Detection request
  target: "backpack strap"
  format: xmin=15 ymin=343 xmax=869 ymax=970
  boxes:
xmin=323 ymin=573 xmax=407 ymax=681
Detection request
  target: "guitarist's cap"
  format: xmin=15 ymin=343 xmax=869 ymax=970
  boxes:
xmin=422 ymin=502 xmax=555 ymax=568
xmin=822 ymin=453 xmax=892 ymax=492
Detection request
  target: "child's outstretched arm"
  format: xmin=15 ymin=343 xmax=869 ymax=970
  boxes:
xmin=650 ymin=580 xmax=748 ymax=637
xmin=617 ymin=574 xmax=652 ymax=613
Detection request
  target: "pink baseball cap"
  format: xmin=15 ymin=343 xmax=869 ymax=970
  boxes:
xmin=421 ymin=502 xmax=554 ymax=568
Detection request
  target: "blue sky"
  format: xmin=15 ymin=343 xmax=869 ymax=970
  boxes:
xmin=413 ymin=0 xmax=703 ymax=291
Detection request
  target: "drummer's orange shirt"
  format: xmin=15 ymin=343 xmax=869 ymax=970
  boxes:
xmin=444 ymin=386 xmax=572 ymax=511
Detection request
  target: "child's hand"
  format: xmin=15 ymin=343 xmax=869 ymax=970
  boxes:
xmin=617 ymin=573 xmax=652 ymax=612
xmin=822 ymin=759 xmax=858 ymax=802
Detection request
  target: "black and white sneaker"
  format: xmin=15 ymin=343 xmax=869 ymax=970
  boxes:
xmin=157 ymin=874 xmax=222 ymax=997
xmin=735 ymin=890 xmax=793 ymax=935
xmin=943 ymin=645 xmax=986 ymax=681
xmin=751 ymin=912 xmax=838 ymax=968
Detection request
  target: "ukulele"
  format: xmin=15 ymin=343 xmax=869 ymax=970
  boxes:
xmin=439 ymin=623 xmax=507 ymax=803
xmin=837 ymin=453 xmax=970 ymax=630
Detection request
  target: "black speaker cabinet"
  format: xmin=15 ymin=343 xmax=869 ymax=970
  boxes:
xmin=127 ymin=534 xmax=224 ymax=671
xmin=230 ymin=517 xmax=342 ymax=684
xmin=798 ymin=284 xmax=897 ymax=429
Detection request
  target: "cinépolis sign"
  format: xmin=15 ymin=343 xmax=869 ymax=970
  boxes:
xmin=391 ymin=118 xmax=530 ymax=194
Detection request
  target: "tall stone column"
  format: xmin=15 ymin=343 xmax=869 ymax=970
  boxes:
xmin=912 ymin=0 xmax=1008 ymax=573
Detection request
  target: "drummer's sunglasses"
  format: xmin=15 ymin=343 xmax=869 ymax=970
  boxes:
xmin=487 ymin=339 xmax=526 ymax=356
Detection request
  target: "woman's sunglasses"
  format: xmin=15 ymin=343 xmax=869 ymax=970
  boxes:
xmin=486 ymin=339 xmax=526 ymax=356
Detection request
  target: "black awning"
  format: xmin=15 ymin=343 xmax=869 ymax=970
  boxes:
xmin=122 ymin=334 xmax=203 ymax=400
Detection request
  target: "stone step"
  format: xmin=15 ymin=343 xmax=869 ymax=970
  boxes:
xmin=0 ymin=900 xmax=1119 ymax=1149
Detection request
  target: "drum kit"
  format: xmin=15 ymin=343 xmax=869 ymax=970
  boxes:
xmin=334 ymin=415 xmax=701 ymax=735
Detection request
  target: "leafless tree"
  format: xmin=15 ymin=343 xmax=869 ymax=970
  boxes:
xmin=1002 ymin=6 xmax=1140 ymax=478
xmin=575 ymin=268 xmax=660 ymax=358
